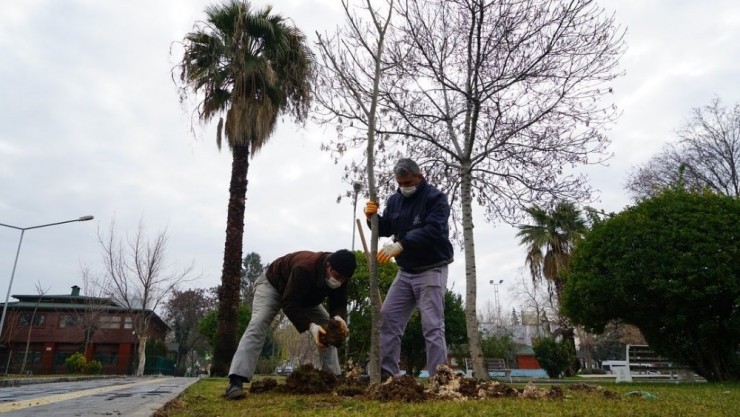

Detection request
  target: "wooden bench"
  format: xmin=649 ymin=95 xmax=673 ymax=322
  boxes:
xmin=625 ymin=344 xmax=698 ymax=382
xmin=486 ymin=358 xmax=512 ymax=382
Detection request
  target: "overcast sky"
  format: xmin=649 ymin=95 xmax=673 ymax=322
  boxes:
xmin=1 ymin=0 xmax=738 ymax=317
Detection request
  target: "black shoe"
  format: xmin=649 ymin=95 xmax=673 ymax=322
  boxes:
xmin=225 ymin=382 xmax=246 ymax=400
xmin=225 ymin=375 xmax=248 ymax=400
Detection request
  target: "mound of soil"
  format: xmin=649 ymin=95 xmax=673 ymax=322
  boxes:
xmin=568 ymin=383 xmax=620 ymax=399
xmin=245 ymin=364 xmax=620 ymax=403
xmin=521 ymin=382 xmax=564 ymax=399
xmin=335 ymin=385 xmax=367 ymax=397
xmin=425 ymin=365 xmax=476 ymax=400
xmin=319 ymin=319 xmax=347 ymax=347
xmin=249 ymin=377 xmax=278 ymax=393
xmin=366 ymin=375 xmax=426 ymax=403
xmin=278 ymin=364 xmax=339 ymax=394
xmin=477 ymin=380 xmax=519 ymax=398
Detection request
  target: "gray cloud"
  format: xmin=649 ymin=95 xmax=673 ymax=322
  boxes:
xmin=1 ymin=0 xmax=738 ymax=316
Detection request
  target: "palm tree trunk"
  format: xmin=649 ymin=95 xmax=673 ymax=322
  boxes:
xmin=554 ymin=277 xmax=579 ymax=377
xmin=211 ymin=143 xmax=250 ymax=376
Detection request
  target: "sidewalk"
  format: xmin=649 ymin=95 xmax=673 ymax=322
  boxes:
xmin=0 ymin=375 xmax=198 ymax=416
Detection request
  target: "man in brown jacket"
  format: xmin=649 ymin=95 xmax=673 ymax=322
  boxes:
xmin=225 ymin=249 xmax=357 ymax=400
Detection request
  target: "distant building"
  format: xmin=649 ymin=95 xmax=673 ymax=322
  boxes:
xmin=479 ymin=309 xmax=555 ymax=371
xmin=0 ymin=285 xmax=169 ymax=375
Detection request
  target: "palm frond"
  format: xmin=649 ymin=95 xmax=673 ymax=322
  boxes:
xmin=177 ymin=0 xmax=313 ymax=154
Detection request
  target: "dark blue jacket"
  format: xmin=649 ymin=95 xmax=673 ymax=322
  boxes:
xmin=374 ymin=179 xmax=454 ymax=272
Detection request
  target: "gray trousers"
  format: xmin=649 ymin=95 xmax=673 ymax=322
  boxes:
xmin=380 ymin=266 xmax=448 ymax=377
xmin=228 ymin=273 xmax=341 ymax=380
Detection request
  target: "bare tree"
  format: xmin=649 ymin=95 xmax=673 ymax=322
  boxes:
xmin=510 ymin=270 xmax=557 ymax=337
xmin=164 ymin=288 xmax=214 ymax=372
xmin=314 ymin=0 xmax=396 ymax=383
xmin=272 ymin=316 xmax=309 ymax=366
xmin=626 ymin=96 xmax=740 ymax=200
xmin=321 ymin=0 xmax=624 ymax=378
xmin=79 ymin=267 xmax=118 ymax=353
xmin=20 ymin=282 xmax=48 ymax=374
xmin=477 ymin=300 xmax=498 ymax=326
xmin=96 ymin=219 xmax=194 ymax=376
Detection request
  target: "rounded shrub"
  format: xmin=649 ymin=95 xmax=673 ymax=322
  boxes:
xmin=65 ymin=352 xmax=87 ymax=374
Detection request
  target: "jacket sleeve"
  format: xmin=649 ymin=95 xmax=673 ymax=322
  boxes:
xmin=399 ymin=192 xmax=450 ymax=250
xmin=375 ymin=197 xmax=395 ymax=237
xmin=280 ymin=267 xmax=312 ymax=333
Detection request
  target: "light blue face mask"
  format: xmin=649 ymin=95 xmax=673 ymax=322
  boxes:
xmin=400 ymin=186 xmax=417 ymax=197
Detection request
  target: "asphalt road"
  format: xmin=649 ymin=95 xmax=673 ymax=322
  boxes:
xmin=0 ymin=376 xmax=197 ymax=416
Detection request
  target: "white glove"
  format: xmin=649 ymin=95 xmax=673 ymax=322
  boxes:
xmin=333 ymin=315 xmax=348 ymax=336
xmin=377 ymin=242 xmax=403 ymax=264
xmin=309 ymin=323 xmax=326 ymax=348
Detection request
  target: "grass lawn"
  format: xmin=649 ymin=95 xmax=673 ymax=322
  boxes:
xmin=156 ymin=377 xmax=739 ymax=417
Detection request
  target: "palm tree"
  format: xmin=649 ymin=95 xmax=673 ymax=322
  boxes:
xmin=517 ymin=202 xmax=586 ymax=297
xmin=176 ymin=0 xmax=313 ymax=376
xmin=516 ymin=201 xmax=586 ymax=376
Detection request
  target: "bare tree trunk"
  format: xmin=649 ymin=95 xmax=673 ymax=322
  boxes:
xmin=21 ymin=286 xmax=46 ymax=374
xmin=136 ymin=335 xmax=148 ymax=376
xmin=5 ymin=349 xmax=13 ymax=374
xmin=20 ymin=310 xmax=37 ymax=374
xmin=314 ymin=0 xmax=393 ymax=384
xmin=212 ymin=143 xmax=250 ymax=376
xmin=460 ymin=166 xmax=486 ymax=379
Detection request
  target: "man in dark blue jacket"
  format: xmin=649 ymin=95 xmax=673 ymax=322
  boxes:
xmin=364 ymin=158 xmax=454 ymax=379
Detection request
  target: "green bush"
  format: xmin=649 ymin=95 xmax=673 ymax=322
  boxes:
xmin=564 ymin=188 xmax=740 ymax=381
xmin=256 ymin=357 xmax=281 ymax=375
xmin=86 ymin=359 xmax=103 ymax=374
xmin=65 ymin=352 xmax=87 ymax=374
xmin=481 ymin=333 xmax=517 ymax=365
xmin=532 ymin=337 xmax=568 ymax=378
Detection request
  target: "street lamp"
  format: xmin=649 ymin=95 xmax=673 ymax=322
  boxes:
xmin=347 ymin=181 xmax=363 ymax=358
xmin=350 ymin=181 xmax=363 ymax=251
xmin=489 ymin=279 xmax=504 ymax=325
xmin=0 ymin=215 xmax=94 ymax=340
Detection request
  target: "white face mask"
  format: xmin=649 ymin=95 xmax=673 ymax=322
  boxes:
xmin=400 ymin=186 xmax=417 ymax=197
xmin=326 ymin=276 xmax=342 ymax=289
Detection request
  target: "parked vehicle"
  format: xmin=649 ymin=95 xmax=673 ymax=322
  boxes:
xmin=601 ymin=360 xmax=627 ymax=374
xmin=274 ymin=362 xmax=294 ymax=375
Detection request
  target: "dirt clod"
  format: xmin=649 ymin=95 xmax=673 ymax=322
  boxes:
xmin=366 ymin=375 xmax=426 ymax=403
xmin=278 ymin=364 xmax=339 ymax=394
xmin=477 ymin=380 xmax=519 ymax=398
xmin=249 ymin=377 xmax=278 ymax=393
xmin=319 ymin=319 xmax=347 ymax=347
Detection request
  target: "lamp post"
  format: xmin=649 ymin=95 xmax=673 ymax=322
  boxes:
xmin=0 ymin=215 xmax=94 ymax=340
xmin=489 ymin=279 xmax=504 ymax=326
xmin=350 ymin=181 xmax=363 ymax=251
xmin=347 ymin=181 xmax=363 ymax=358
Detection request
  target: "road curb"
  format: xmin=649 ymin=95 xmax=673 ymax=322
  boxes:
xmin=0 ymin=374 xmax=121 ymax=387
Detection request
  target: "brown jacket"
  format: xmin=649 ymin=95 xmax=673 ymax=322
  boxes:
xmin=266 ymin=251 xmax=348 ymax=333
